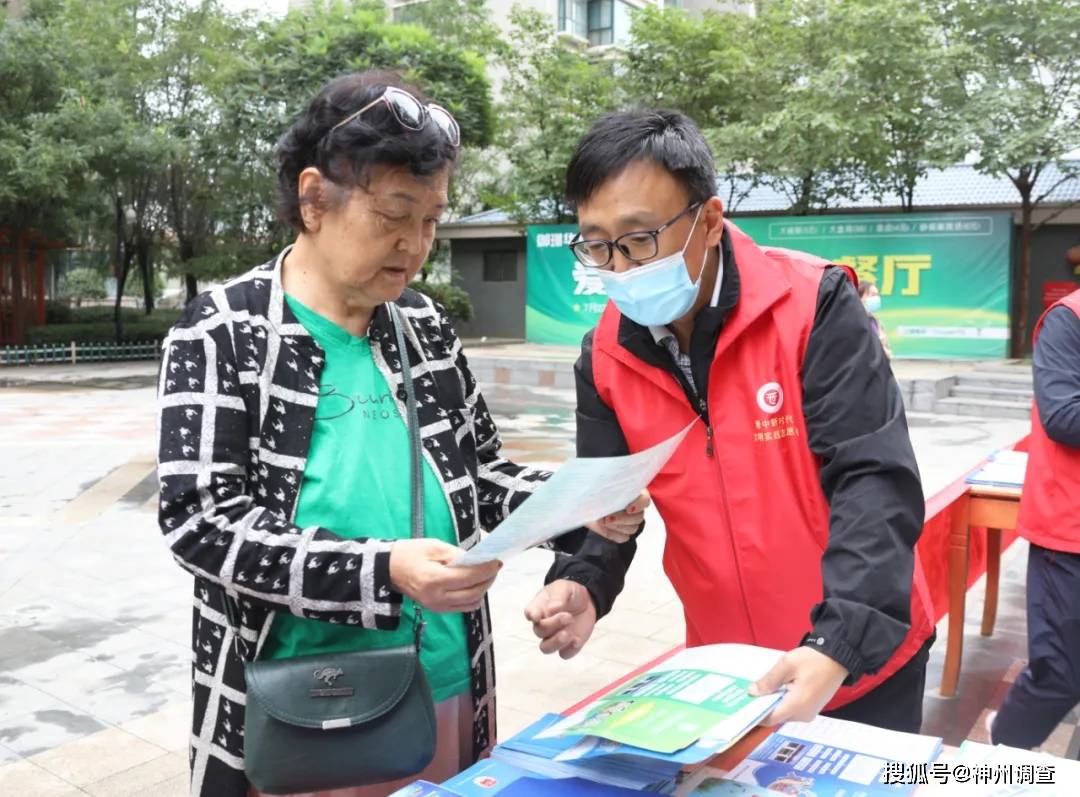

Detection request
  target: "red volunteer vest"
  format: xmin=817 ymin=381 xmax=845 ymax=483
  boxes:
xmin=1018 ymin=290 xmax=1080 ymax=554
xmin=591 ymin=221 xmax=935 ymax=709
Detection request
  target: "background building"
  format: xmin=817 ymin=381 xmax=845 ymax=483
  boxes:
xmin=290 ymin=0 xmax=751 ymax=49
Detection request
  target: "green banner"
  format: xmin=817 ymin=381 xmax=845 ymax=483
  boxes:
xmin=525 ymin=225 xmax=606 ymax=346
xmin=526 ymin=212 xmax=1013 ymax=357
xmin=731 ymin=212 xmax=1013 ymax=358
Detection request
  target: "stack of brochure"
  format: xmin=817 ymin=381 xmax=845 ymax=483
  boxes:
xmin=965 ymin=450 xmax=1029 ymax=489
xmin=448 ymin=758 xmax=645 ymax=796
xmin=391 ymin=760 xmax=645 ymax=796
xmin=391 ymin=643 xmax=817 ymax=796
xmin=680 ymin=715 xmax=943 ymax=796
xmin=490 ymin=645 xmax=785 ymax=793
xmin=489 ymin=713 xmax=686 ymax=791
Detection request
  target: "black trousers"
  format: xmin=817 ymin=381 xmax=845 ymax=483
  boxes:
xmin=992 ymin=544 xmax=1080 ymax=753
xmin=822 ymin=633 xmax=934 ymax=734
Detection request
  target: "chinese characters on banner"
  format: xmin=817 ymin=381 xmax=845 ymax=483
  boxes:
xmin=526 ymin=212 xmax=1012 ymax=357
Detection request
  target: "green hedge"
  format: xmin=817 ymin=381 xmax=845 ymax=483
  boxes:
xmin=410 ymin=281 xmax=473 ymax=322
xmin=26 ymin=318 xmax=177 ymax=345
xmin=44 ymin=300 xmax=73 ymax=324
xmin=66 ymin=306 xmax=178 ymax=324
xmin=27 ymin=307 xmax=181 ymax=345
xmin=31 ymin=292 xmax=475 ymax=345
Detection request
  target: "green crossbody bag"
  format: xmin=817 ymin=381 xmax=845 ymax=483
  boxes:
xmin=235 ymin=302 xmax=437 ymax=794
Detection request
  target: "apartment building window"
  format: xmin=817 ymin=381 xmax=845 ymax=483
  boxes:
xmin=587 ymin=0 xmax=614 ymax=46
xmin=559 ymin=0 xmax=588 ymax=40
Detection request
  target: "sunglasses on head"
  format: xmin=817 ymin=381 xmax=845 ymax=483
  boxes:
xmin=329 ymin=86 xmax=460 ymax=147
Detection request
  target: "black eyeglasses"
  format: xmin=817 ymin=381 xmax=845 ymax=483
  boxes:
xmin=568 ymin=203 xmax=702 ymax=270
xmin=329 ymin=87 xmax=461 ymax=147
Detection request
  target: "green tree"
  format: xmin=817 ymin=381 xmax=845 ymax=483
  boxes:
xmin=255 ymin=1 xmax=494 ymax=150
xmin=828 ymin=0 xmax=966 ymax=210
xmin=0 ymin=14 xmax=90 ymax=339
xmin=45 ymin=0 xmax=274 ymax=314
xmin=223 ymin=0 xmax=498 ymax=236
xmin=387 ymin=0 xmax=505 ymax=217
xmin=629 ymin=3 xmax=880 ymax=214
xmin=43 ymin=0 xmax=180 ymax=336
xmin=9 ymin=0 xmax=499 ymax=339
xmin=625 ymin=6 xmax=760 ymax=211
xmin=627 ymin=1 xmax=971 ymax=216
xmin=59 ymin=267 xmax=105 ymax=307
xmin=390 ymin=0 xmax=504 ymax=58
xmin=153 ymin=1 xmax=272 ymax=301
xmin=941 ymin=0 xmax=1080 ymax=354
xmin=734 ymin=1 xmax=879 ymax=214
xmin=492 ymin=8 xmax=624 ymax=223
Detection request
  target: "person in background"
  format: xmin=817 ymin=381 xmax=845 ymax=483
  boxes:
xmin=990 ymin=274 xmax=1080 ymax=753
xmin=858 ymin=280 xmax=891 ymax=358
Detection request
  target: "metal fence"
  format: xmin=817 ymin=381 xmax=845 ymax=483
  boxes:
xmin=0 ymin=340 xmax=161 ymax=366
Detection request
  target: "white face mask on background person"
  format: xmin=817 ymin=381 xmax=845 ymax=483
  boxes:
xmin=863 ymin=294 xmax=882 ymax=314
xmin=596 ymin=207 xmax=707 ymax=327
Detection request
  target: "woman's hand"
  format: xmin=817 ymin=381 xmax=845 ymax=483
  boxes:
xmin=585 ymin=490 xmax=651 ymax=544
xmin=389 ymin=539 xmax=501 ymax=613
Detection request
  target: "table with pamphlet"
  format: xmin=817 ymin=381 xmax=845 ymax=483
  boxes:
xmin=389 ymin=640 xmax=1080 ymax=797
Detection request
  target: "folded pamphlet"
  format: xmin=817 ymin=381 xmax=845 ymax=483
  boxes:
xmin=542 ymin=644 xmax=785 ymax=755
xmin=455 ymin=421 xmax=695 ymax=566
xmin=965 ymin=450 xmax=1028 ymax=489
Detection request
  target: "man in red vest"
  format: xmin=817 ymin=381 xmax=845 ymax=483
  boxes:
xmin=990 ymin=282 xmax=1080 ymax=750
xmin=525 ymin=110 xmax=935 ymax=732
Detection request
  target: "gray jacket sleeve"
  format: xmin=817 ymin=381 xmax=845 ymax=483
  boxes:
xmin=1033 ymin=305 xmax=1080 ymax=448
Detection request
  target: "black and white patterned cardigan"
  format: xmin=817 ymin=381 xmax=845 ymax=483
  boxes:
xmin=157 ymin=248 xmax=563 ymax=797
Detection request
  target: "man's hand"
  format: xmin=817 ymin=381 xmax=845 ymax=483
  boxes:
xmin=524 ymin=579 xmax=598 ymax=660
xmin=585 ymin=489 xmax=651 ymax=545
xmin=749 ymin=645 xmax=849 ymax=725
xmin=389 ymin=539 xmax=501 ymax=613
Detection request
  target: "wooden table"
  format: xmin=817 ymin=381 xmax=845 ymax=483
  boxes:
xmin=940 ymin=484 xmax=1022 ymax=698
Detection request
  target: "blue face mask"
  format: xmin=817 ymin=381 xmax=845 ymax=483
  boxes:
xmin=863 ymin=295 xmax=882 ymax=314
xmin=597 ymin=207 xmax=705 ymax=327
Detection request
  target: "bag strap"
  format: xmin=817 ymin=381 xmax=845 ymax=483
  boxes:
xmin=223 ymin=301 xmax=426 ymax=658
xmin=388 ymin=301 xmax=426 ymax=651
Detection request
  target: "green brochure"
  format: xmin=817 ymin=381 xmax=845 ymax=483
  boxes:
xmin=550 ymin=645 xmax=785 ymax=755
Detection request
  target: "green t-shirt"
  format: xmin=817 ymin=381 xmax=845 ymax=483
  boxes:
xmin=261 ymin=295 xmax=471 ymax=703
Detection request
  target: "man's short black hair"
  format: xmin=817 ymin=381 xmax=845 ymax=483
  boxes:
xmin=565 ymin=110 xmax=717 ymax=210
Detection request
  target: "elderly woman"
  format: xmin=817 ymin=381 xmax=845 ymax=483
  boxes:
xmin=157 ymin=71 xmax=643 ymax=797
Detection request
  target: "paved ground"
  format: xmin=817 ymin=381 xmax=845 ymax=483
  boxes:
xmin=0 ymin=358 xmax=1069 ymax=797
